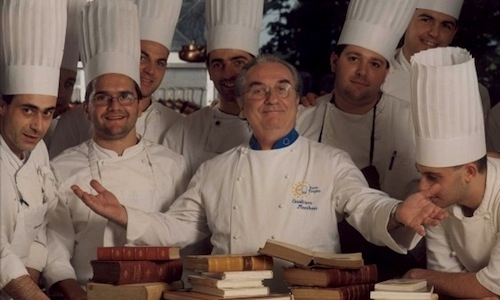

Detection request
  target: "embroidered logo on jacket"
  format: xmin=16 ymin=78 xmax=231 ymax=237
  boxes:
xmin=292 ymin=181 xmax=320 ymax=210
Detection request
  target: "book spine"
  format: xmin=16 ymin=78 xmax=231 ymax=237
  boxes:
xmin=96 ymin=247 xmax=178 ymax=261
xmin=91 ymin=259 xmax=183 ymax=285
xmin=188 ymin=255 xmax=273 ymax=272
xmin=339 ymin=283 xmax=374 ymax=300
xmin=327 ymin=264 xmax=377 ymax=286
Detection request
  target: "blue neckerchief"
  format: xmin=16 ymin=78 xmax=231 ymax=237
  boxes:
xmin=249 ymin=128 xmax=299 ymax=150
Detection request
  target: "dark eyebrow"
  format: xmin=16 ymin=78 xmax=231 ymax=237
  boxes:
xmin=22 ymin=103 xmax=56 ymax=113
xmin=417 ymin=13 xmax=435 ymax=20
xmin=229 ymin=56 xmax=249 ymax=61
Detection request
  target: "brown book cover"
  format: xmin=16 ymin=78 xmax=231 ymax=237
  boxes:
xmin=97 ymin=246 xmax=181 ymax=261
xmin=183 ymin=254 xmax=273 ymax=272
xmin=163 ymin=291 xmax=293 ymax=300
xmin=87 ymin=281 xmax=183 ymax=300
xmin=90 ymin=259 xmax=183 ymax=285
xmin=258 ymin=239 xmax=363 ymax=269
xmin=290 ymin=284 xmax=374 ymax=300
xmin=283 ymin=264 xmax=377 ymax=287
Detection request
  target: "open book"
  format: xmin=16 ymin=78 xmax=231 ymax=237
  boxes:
xmin=257 ymin=239 xmax=363 ymax=269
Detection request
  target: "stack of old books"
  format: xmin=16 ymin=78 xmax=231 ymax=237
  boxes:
xmin=163 ymin=254 xmax=293 ymax=300
xmin=258 ymin=239 xmax=377 ymax=300
xmin=87 ymin=246 xmax=184 ymax=300
xmin=370 ymin=279 xmax=438 ymax=300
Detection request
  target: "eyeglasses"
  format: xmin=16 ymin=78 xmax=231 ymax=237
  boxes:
xmin=91 ymin=92 xmax=137 ymax=106
xmin=246 ymin=82 xmax=294 ymax=100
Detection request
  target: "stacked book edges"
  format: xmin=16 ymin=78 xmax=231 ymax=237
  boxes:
xmin=89 ymin=246 xmax=183 ymax=285
xmin=258 ymin=239 xmax=374 ymax=300
xmin=163 ymin=254 xmax=291 ymax=299
xmin=370 ymin=279 xmax=438 ymax=300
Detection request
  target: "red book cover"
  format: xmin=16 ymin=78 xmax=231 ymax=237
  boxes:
xmin=283 ymin=264 xmax=377 ymax=287
xmin=90 ymin=259 xmax=183 ymax=285
xmin=96 ymin=246 xmax=180 ymax=261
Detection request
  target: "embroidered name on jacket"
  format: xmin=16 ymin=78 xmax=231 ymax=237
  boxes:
xmin=292 ymin=181 xmax=321 ymax=210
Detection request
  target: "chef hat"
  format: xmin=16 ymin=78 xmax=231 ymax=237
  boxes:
xmin=206 ymin=0 xmax=264 ymax=56
xmin=79 ymin=0 xmax=140 ymax=87
xmin=411 ymin=47 xmax=485 ymax=167
xmin=60 ymin=0 xmax=87 ymax=73
xmin=417 ymin=0 xmax=463 ymax=20
xmin=338 ymin=0 xmax=418 ymax=61
xmin=0 ymin=0 xmax=67 ymax=97
xmin=135 ymin=0 xmax=182 ymax=50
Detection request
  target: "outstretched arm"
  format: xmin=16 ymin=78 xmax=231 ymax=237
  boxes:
xmin=71 ymin=180 xmax=128 ymax=227
xmin=404 ymin=269 xmax=498 ymax=299
xmin=392 ymin=184 xmax=449 ymax=236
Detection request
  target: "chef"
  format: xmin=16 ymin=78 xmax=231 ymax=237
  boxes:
xmin=71 ymin=54 xmax=448 ymax=293
xmin=295 ymin=0 xmax=423 ymax=280
xmin=48 ymin=0 xmax=183 ymax=158
xmin=42 ymin=0 xmax=189 ymax=297
xmin=0 ymin=0 xmax=66 ymax=299
xmin=381 ymin=0 xmax=491 ymax=119
xmin=403 ymin=47 xmax=500 ymax=299
xmin=162 ymin=0 xmax=262 ymax=176
xmin=43 ymin=0 xmax=87 ymax=149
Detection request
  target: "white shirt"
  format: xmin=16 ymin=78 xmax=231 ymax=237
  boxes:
xmin=296 ymin=93 xmax=420 ymax=199
xmin=125 ymin=135 xmax=420 ymax=292
xmin=486 ymin=103 xmax=500 ymax=152
xmin=382 ymin=48 xmax=491 ymax=119
xmin=43 ymin=138 xmax=189 ymax=287
xmin=163 ymin=105 xmax=252 ymax=176
xmin=0 ymin=137 xmax=57 ymax=294
xmin=48 ymin=100 xmax=182 ymax=159
xmin=426 ymin=158 xmax=500 ymax=295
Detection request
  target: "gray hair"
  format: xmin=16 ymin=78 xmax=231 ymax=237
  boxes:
xmin=235 ymin=54 xmax=302 ymax=106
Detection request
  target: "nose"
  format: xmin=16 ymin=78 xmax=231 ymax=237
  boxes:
xmin=356 ymin=62 xmax=368 ymax=77
xmin=264 ymin=89 xmax=280 ymax=104
xmin=30 ymin=114 xmax=43 ymax=133
xmin=142 ymin=60 xmax=155 ymax=75
xmin=222 ymin=63 xmax=239 ymax=79
xmin=419 ymin=177 xmax=431 ymax=192
xmin=427 ymin=23 xmax=440 ymax=38
xmin=106 ymin=97 xmax=123 ymax=110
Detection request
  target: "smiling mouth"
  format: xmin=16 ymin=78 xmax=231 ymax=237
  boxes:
xmin=421 ymin=39 xmax=438 ymax=48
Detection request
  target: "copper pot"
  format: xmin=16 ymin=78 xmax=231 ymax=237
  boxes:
xmin=179 ymin=41 xmax=206 ymax=62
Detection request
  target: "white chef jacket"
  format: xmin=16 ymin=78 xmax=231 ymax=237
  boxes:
xmin=163 ymin=104 xmax=252 ymax=176
xmin=0 ymin=136 xmax=57 ymax=294
xmin=43 ymin=138 xmax=189 ymax=287
xmin=426 ymin=158 xmax=500 ymax=295
xmin=486 ymin=103 xmax=500 ymax=152
xmin=126 ymin=134 xmax=420 ymax=291
xmin=381 ymin=47 xmax=491 ymax=119
xmin=49 ymin=100 xmax=182 ymax=159
xmin=296 ymin=93 xmax=420 ymax=199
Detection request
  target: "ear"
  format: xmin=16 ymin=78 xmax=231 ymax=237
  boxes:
xmin=330 ymin=52 xmax=339 ymax=73
xmin=464 ymin=163 xmax=478 ymax=183
xmin=83 ymin=102 xmax=91 ymax=121
xmin=0 ymin=98 xmax=7 ymax=116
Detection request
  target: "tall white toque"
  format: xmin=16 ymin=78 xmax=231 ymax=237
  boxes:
xmin=61 ymin=0 xmax=87 ymax=73
xmin=337 ymin=0 xmax=418 ymax=62
xmin=411 ymin=47 xmax=485 ymax=168
xmin=79 ymin=0 xmax=140 ymax=87
xmin=417 ymin=0 xmax=463 ymax=20
xmin=206 ymin=0 xmax=264 ymax=56
xmin=0 ymin=0 xmax=67 ymax=97
xmin=135 ymin=0 xmax=182 ymax=50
